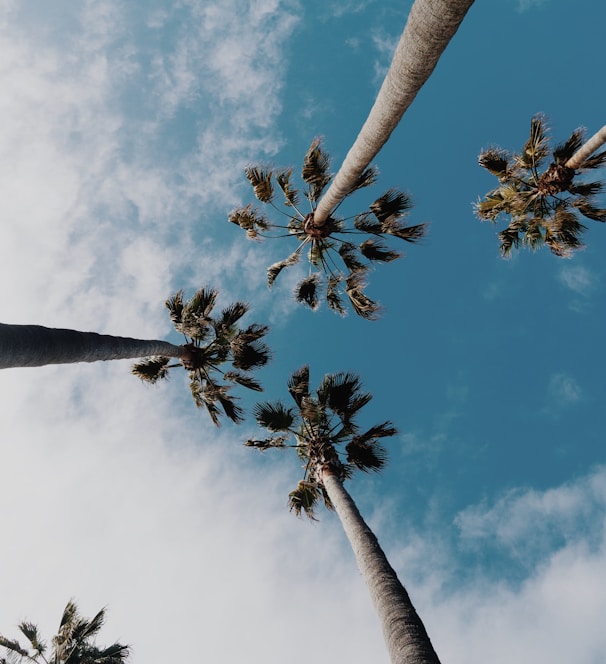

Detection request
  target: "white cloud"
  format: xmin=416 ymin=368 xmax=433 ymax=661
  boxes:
xmin=559 ymin=265 xmax=597 ymax=296
xmin=545 ymin=372 xmax=583 ymax=411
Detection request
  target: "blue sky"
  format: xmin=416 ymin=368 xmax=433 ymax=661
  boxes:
xmin=1 ymin=1 xmax=605 ymax=662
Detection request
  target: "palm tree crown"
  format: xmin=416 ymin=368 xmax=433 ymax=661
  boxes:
xmin=0 ymin=600 xmax=129 ymax=664
xmin=132 ymin=287 xmax=271 ymax=425
xmin=245 ymin=365 xmax=397 ymax=517
xmin=476 ymin=115 xmax=606 ymax=257
xmin=229 ymin=140 xmax=426 ymax=320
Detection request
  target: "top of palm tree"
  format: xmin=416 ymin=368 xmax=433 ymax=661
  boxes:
xmin=131 ymin=287 xmax=271 ymax=426
xmin=245 ymin=365 xmax=397 ymax=519
xmin=476 ymin=114 xmax=606 ymax=257
xmin=0 ymin=600 xmax=129 ymax=664
xmin=229 ymin=140 xmax=426 ymax=320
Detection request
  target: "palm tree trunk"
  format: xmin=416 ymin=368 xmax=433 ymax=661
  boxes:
xmin=320 ymin=468 xmax=441 ymax=664
xmin=314 ymin=0 xmax=475 ymax=225
xmin=565 ymin=125 xmax=606 ymax=170
xmin=0 ymin=323 xmax=185 ymax=369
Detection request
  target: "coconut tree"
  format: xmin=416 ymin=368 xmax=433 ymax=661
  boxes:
xmin=1 ymin=287 xmax=271 ymax=425
xmin=229 ymin=139 xmax=426 ymax=320
xmin=0 ymin=600 xmax=129 ymax=664
xmin=312 ymin=0 xmax=475 ymax=226
xmin=245 ymin=366 xmax=441 ymax=664
xmin=476 ymin=115 xmax=606 ymax=257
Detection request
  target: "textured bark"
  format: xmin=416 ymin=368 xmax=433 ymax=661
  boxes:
xmin=0 ymin=323 xmax=184 ymax=369
xmin=566 ymin=125 xmax=606 ymax=170
xmin=321 ymin=469 xmax=441 ymax=664
xmin=314 ymin=0 xmax=475 ymax=224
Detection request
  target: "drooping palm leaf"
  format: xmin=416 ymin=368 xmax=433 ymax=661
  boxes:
xmin=345 ymin=438 xmax=388 ymax=472
xmin=287 ymin=365 xmax=310 ymax=407
xmin=295 ymin=274 xmax=321 ymax=310
xmin=288 ymin=480 xmax=322 ymax=519
xmin=345 ymin=272 xmax=380 ymax=320
xmin=359 ymin=238 xmax=400 ymax=263
xmin=276 ymin=169 xmax=301 ymax=208
xmin=244 ymin=434 xmax=290 ymax=450
xmin=228 ymin=205 xmax=270 ymax=240
xmin=326 ymin=275 xmax=346 ymax=316
xmin=370 ymin=189 xmax=412 ymax=223
xmin=302 ymin=139 xmax=332 ymax=202
xmin=267 ymin=250 xmax=301 ymax=287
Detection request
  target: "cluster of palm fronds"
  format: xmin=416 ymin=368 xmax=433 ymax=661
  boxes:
xmin=0 ymin=601 xmax=129 ymax=664
xmin=132 ymin=287 xmax=270 ymax=425
xmin=476 ymin=115 xmax=606 ymax=257
xmin=245 ymin=366 xmax=397 ymax=519
xmin=229 ymin=139 xmax=426 ymax=320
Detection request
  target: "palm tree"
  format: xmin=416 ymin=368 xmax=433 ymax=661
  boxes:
xmin=131 ymin=287 xmax=271 ymax=425
xmin=1 ymin=287 xmax=271 ymax=425
xmin=0 ymin=600 xmax=129 ymax=664
xmin=312 ymin=0 xmax=475 ymax=226
xmin=229 ymin=140 xmax=426 ymax=319
xmin=245 ymin=366 xmax=441 ymax=664
xmin=476 ymin=115 xmax=606 ymax=257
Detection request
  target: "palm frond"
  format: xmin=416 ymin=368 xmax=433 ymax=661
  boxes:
xmin=370 ymin=189 xmax=412 ymax=223
xmin=355 ymin=421 xmax=398 ymax=443
xmin=478 ymin=148 xmax=510 ymax=177
xmin=519 ymin=114 xmax=550 ymax=169
xmin=165 ymin=290 xmax=184 ymax=328
xmin=245 ymin=166 xmax=274 ymax=203
xmin=131 ymin=357 xmax=171 ymax=383
xmin=338 ymin=242 xmax=366 ymax=272
xmin=0 ymin=636 xmax=28 ymax=658
xmin=347 ymin=166 xmax=379 ymax=194
xmin=318 ymin=372 xmax=372 ymax=421
xmin=231 ymin=339 xmax=271 ymax=371
xmin=267 ymin=249 xmax=301 ymax=287
xmin=244 ymin=435 xmax=290 ymax=450
xmin=353 ymin=212 xmax=383 ymax=235
xmin=567 ymin=181 xmax=602 ymax=196
xmin=288 ymin=480 xmax=321 ymax=519
xmin=345 ymin=272 xmax=380 ymax=320
xmin=18 ymin=623 xmax=45 ymax=655
xmin=359 ymin=238 xmax=400 ymax=263
xmin=302 ymin=139 xmax=331 ymax=201
xmin=553 ymin=128 xmax=584 ymax=164
xmin=577 ymin=150 xmax=606 ymax=170
xmin=223 ymin=371 xmax=263 ymax=392
xmin=184 ymin=287 xmax=218 ymax=320
xmin=326 ymin=275 xmax=347 ymax=316
xmin=287 ymin=365 xmax=310 ymax=407
xmin=254 ymin=401 xmax=295 ymax=432
xmin=572 ymin=199 xmax=606 ymax=222
xmin=345 ymin=438 xmax=387 ymax=472
xmin=216 ymin=302 xmax=249 ymax=331
xmin=381 ymin=219 xmax=427 ymax=243
xmin=295 ymin=274 xmax=321 ymax=310
xmin=276 ymin=169 xmax=300 ymax=208
xmin=228 ymin=205 xmax=271 ymax=240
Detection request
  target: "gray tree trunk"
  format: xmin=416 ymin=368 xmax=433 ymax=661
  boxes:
xmin=0 ymin=323 xmax=184 ymax=369
xmin=320 ymin=469 xmax=441 ymax=664
xmin=314 ymin=0 xmax=475 ymax=225
xmin=566 ymin=125 xmax=606 ymax=170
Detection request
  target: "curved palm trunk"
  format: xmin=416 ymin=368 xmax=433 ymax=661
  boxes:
xmin=320 ymin=469 xmax=441 ymax=664
xmin=566 ymin=125 xmax=606 ymax=170
xmin=0 ymin=323 xmax=184 ymax=369
xmin=314 ymin=0 xmax=475 ymax=225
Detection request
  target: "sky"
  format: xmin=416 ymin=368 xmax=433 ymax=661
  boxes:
xmin=1 ymin=0 xmax=605 ymax=662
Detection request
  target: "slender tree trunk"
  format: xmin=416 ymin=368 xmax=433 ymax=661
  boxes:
xmin=0 ymin=323 xmax=184 ymax=369
xmin=565 ymin=125 xmax=606 ymax=170
xmin=320 ymin=468 xmax=441 ymax=664
xmin=314 ymin=0 xmax=475 ymax=225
